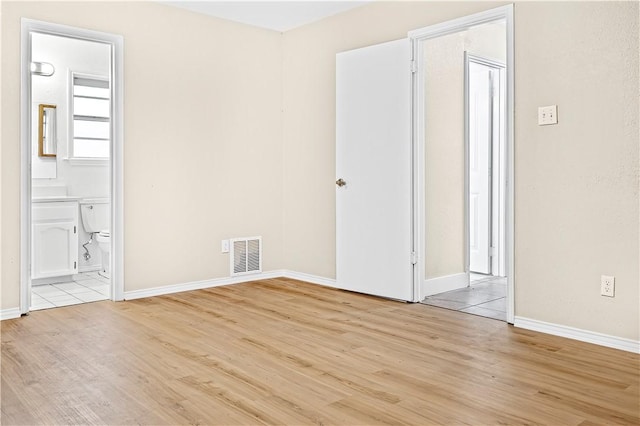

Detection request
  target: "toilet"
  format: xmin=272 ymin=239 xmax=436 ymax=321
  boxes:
xmin=79 ymin=199 xmax=111 ymax=279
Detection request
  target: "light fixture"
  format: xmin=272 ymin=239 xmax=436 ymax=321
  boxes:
xmin=30 ymin=62 xmax=55 ymax=76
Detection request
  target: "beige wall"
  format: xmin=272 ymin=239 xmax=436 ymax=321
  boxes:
xmin=282 ymin=1 xmax=506 ymax=279
xmin=1 ymin=1 xmax=284 ymax=308
xmin=514 ymin=2 xmax=639 ymax=339
xmin=423 ymin=22 xmax=506 ymax=280
xmin=2 ymin=1 xmax=638 ymax=343
xmin=424 ymin=31 xmax=467 ymax=280
xmin=282 ymin=1 xmax=639 ymax=340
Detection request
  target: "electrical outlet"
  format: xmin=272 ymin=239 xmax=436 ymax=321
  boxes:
xmin=221 ymin=239 xmax=230 ymax=253
xmin=601 ymin=275 xmax=615 ymax=297
xmin=538 ymin=105 xmax=558 ymax=125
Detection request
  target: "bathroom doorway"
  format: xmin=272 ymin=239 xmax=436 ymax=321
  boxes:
xmin=20 ymin=20 xmax=124 ymax=313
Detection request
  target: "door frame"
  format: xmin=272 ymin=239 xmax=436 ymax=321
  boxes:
xmin=20 ymin=19 xmax=125 ymax=314
xmin=465 ymin=53 xmax=506 ymax=277
xmin=409 ymin=5 xmax=515 ymax=323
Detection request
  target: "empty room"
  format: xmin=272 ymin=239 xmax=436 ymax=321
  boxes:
xmin=1 ymin=1 xmax=639 ymax=424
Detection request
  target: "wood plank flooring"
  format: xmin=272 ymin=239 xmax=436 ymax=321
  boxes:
xmin=1 ymin=278 xmax=638 ymax=425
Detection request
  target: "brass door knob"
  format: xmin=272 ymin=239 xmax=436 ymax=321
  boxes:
xmin=336 ymin=178 xmax=346 ymax=187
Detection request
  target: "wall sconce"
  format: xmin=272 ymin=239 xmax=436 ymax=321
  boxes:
xmin=30 ymin=62 xmax=55 ymax=76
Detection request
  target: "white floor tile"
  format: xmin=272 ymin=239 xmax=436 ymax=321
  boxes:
xmin=52 ymin=282 xmax=92 ymax=294
xmin=74 ymin=292 xmax=108 ymax=303
xmin=85 ymin=272 xmax=102 ymax=280
xmin=32 ymin=285 xmax=68 ymax=297
xmin=96 ymin=275 xmax=110 ymax=284
xmin=43 ymin=294 xmax=82 ymax=304
xmin=93 ymin=285 xmax=111 ymax=296
xmin=31 ymin=300 xmax=56 ymax=310
xmin=78 ymin=278 xmax=106 ymax=288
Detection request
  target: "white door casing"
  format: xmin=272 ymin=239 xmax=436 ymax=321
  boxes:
xmin=410 ymin=5 xmax=514 ymax=322
xmin=336 ymin=38 xmax=414 ymax=302
xmin=20 ymin=19 xmax=124 ymax=314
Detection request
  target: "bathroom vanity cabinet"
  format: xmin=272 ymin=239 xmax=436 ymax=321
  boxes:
xmin=31 ymin=200 xmax=79 ymax=279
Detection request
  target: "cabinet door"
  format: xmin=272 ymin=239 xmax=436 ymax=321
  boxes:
xmin=32 ymin=221 xmax=78 ymax=279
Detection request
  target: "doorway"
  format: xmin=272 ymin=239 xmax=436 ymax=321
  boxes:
xmin=20 ymin=19 xmax=124 ymax=313
xmin=411 ymin=7 xmax=514 ymax=322
xmin=467 ymin=54 xmax=505 ymax=278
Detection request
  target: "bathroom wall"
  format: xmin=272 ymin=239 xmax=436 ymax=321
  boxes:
xmin=31 ymin=33 xmax=111 ymax=198
xmin=1 ymin=1 xmax=284 ymax=307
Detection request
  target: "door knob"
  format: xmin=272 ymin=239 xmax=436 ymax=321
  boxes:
xmin=336 ymin=178 xmax=347 ymax=187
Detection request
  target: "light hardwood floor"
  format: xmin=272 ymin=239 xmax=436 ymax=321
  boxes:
xmin=1 ymin=278 xmax=638 ymax=425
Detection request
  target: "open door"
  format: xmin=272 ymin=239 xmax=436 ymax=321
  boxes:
xmin=467 ymin=55 xmax=504 ymax=275
xmin=335 ymin=38 xmax=414 ymax=302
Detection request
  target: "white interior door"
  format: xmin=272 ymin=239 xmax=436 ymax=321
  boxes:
xmin=468 ymin=61 xmax=493 ymax=274
xmin=336 ymin=38 xmax=414 ymax=301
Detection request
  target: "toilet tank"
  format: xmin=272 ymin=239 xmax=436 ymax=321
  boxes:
xmin=79 ymin=198 xmax=110 ymax=233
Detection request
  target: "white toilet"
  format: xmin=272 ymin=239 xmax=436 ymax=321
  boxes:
xmin=79 ymin=199 xmax=111 ymax=279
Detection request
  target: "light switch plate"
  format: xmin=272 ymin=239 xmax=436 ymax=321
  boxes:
xmin=538 ymin=105 xmax=558 ymax=125
xmin=221 ymin=239 xmax=230 ymax=253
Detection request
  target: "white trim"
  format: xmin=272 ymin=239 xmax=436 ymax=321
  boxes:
xmin=410 ymin=4 xmax=515 ymax=323
xmin=123 ymin=270 xmax=337 ymax=301
xmin=410 ymin=37 xmax=423 ymax=304
xmin=408 ymin=5 xmax=512 ymax=40
xmin=504 ymin=4 xmax=515 ymax=325
xmin=65 ymin=158 xmax=110 ymax=166
xmin=20 ymin=19 xmax=125 ymax=313
xmin=515 ymin=317 xmax=640 ymax=354
xmin=0 ymin=308 xmax=22 ymax=321
xmin=421 ymin=272 xmax=469 ymax=298
xmin=124 ymin=270 xmax=285 ymax=300
xmin=282 ymin=270 xmax=337 ymax=288
xmin=20 ymin=20 xmax=32 ymax=314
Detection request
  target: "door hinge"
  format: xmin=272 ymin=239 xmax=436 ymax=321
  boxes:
xmin=74 ymin=261 xmax=77 ymax=269
xmin=411 ymin=252 xmax=417 ymax=265
xmin=410 ymin=60 xmax=417 ymax=73
xmin=74 ymin=225 xmax=77 ymax=234
xmin=490 ymin=246 xmax=496 ymax=256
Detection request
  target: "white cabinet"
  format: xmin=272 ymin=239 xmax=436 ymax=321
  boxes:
xmin=32 ymin=201 xmax=79 ymax=279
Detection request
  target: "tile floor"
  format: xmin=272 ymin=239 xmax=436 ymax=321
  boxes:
xmin=31 ymin=271 xmax=110 ymax=311
xmin=421 ymin=273 xmax=507 ymax=321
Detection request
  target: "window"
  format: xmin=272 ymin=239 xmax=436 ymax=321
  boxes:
xmin=71 ymin=75 xmax=110 ymax=159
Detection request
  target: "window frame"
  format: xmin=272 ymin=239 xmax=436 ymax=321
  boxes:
xmin=68 ymin=71 xmax=111 ymax=163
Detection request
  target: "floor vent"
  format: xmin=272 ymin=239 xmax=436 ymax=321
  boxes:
xmin=230 ymin=236 xmax=262 ymax=276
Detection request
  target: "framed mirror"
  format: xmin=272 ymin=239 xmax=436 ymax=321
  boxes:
xmin=38 ymin=104 xmax=57 ymax=157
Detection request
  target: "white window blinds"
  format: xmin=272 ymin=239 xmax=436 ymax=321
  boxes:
xmin=72 ymin=76 xmax=110 ymax=158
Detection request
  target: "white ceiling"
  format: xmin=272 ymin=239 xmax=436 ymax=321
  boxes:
xmin=162 ymin=1 xmax=369 ymax=32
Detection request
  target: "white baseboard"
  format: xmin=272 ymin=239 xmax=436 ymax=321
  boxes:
xmin=32 ymin=275 xmax=74 ymax=286
xmin=421 ymin=272 xmax=469 ymax=298
xmin=514 ymin=316 xmax=640 ymax=354
xmin=281 ymin=270 xmax=337 ymax=288
xmin=0 ymin=308 xmax=22 ymax=321
xmin=123 ymin=269 xmax=337 ymax=301
xmin=124 ymin=270 xmax=285 ymax=300
xmin=78 ymin=265 xmax=101 ymax=273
